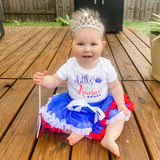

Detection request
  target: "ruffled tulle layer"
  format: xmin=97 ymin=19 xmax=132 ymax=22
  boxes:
xmin=39 ymin=92 xmax=134 ymax=140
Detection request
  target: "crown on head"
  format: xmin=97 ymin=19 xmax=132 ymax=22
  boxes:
xmin=72 ymin=11 xmax=103 ymax=37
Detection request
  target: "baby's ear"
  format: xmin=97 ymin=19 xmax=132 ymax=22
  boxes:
xmin=69 ymin=40 xmax=72 ymax=46
xmin=102 ymin=41 xmax=106 ymax=49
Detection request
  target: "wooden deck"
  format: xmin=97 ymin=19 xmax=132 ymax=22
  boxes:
xmin=0 ymin=26 xmax=160 ymax=160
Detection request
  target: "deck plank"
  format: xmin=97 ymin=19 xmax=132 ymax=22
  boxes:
xmin=1 ymin=27 xmax=61 ymax=79
xmin=103 ymin=35 xmax=122 ymax=80
xmin=71 ymin=138 xmax=109 ymax=160
xmin=1 ymin=26 xmax=28 ymax=42
xmin=110 ymin=82 xmax=150 ymax=160
xmin=22 ymin=27 xmax=70 ymax=78
xmin=123 ymin=81 xmax=160 ymax=160
xmin=32 ymin=130 xmax=71 ymax=160
xmin=106 ymin=34 xmax=142 ymax=80
xmin=0 ymin=26 xmax=40 ymax=61
xmin=123 ymin=27 xmax=151 ymax=64
xmin=0 ymin=85 xmax=56 ymax=160
xmin=0 ymin=79 xmax=34 ymax=141
xmin=0 ymin=27 xmax=51 ymax=76
xmin=0 ymin=79 xmax=16 ymax=98
xmin=116 ymin=32 xmax=153 ymax=80
xmin=45 ymin=28 xmax=71 ymax=75
xmin=127 ymin=26 xmax=150 ymax=47
xmin=144 ymin=81 xmax=160 ymax=106
xmin=0 ymin=26 xmax=36 ymax=52
xmin=111 ymin=114 xmax=150 ymax=160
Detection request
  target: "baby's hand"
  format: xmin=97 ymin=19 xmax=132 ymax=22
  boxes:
xmin=33 ymin=71 xmax=47 ymax=85
xmin=118 ymin=104 xmax=129 ymax=116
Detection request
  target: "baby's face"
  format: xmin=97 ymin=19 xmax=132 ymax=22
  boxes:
xmin=70 ymin=28 xmax=105 ymax=69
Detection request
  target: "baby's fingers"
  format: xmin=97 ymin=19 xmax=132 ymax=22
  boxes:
xmin=123 ymin=108 xmax=129 ymax=116
xmin=42 ymin=70 xmax=47 ymax=76
xmin=34 ymin=80 xmax=43 ymax=85
xmin=34 ymin=72 xmax=44 ymax=77
xmin=33 ymin=71 xmax=47 ymax=85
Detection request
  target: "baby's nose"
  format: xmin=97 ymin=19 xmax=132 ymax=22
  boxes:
xmin=84 ymin=46 xmax=91 ymax=52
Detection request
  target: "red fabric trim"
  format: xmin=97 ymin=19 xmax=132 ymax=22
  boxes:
xmin=38 ymin=94 xmax=134 ymax=140
xmin=88 ymin=94 xmax=134 ymax=140
xmin=88 ymin=127 xmax=106 ymax=140
xmin=40 ymin=114 xmax=63 ymax=135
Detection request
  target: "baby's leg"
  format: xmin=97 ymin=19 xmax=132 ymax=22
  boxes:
xmin=101 ymin=119 xmax=125 ymax=157
xmin=67 ymin=132 xmax=85 ymax=146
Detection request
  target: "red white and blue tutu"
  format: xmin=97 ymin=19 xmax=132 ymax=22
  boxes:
xmin=39 ymin=92 xmax=134 ymax=140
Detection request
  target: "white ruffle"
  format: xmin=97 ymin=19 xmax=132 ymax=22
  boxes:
xmin=40 ymin=105 xmax=92 ymax=135
xmin=106 ymin=110 xmax=131 ymax=124
xmin=65 ymin=99 xmax=105 ymax=124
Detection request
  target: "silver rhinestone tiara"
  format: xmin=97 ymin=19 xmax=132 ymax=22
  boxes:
xmin=72 ymin=11 xmax=103 ymax=37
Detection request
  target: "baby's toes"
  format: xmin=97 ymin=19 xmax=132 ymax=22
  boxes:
xmin=69 ymin=140 xmax=74 ymax=146
xmin=113 ymin=148 xmax=119 ymax=157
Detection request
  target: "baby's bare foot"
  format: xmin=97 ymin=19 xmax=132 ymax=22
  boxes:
xmin=101 ymin=136 xmax=119 ymax=157
xmin=67 ymin=132 xmax=85 ymax=146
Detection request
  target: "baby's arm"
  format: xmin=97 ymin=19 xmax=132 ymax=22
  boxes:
xmin=108 ymin=78 xmax=129 ymax=116
xmin=33 ymin=71 xmax=63 ymax=89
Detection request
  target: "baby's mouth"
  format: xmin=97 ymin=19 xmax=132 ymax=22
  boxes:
xmin=82 ymin=55 xmax=92 ymax=60
xmin=82 ymin=55 xmax=92 ymax=58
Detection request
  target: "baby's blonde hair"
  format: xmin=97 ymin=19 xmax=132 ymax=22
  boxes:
xmin=71 ymin=8 xmax=105 ymax=37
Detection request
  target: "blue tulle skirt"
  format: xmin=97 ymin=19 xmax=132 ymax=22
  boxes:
xmin=39 ymin=92 xmax=134 ymax=140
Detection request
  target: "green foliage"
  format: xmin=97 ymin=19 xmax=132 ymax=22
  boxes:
xmin=55 ymin=15 xmax=73 ymax=26
xmin=149 ymin=13 xmax=160 ymax=42
xmin=13 ymin=20 xmax=20 ymax=26
xmin=3 ymin=21 xmax=62 ymax=26
xmin=123 ymin=22 xmax=150 ymax=37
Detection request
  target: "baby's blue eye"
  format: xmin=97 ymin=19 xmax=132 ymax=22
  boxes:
xmin=78 ymin=43 xmax=83 ymax=46
xmin=91 ymin=43 xmax=96 ymax=46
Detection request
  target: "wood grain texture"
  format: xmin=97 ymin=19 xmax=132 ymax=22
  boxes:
xmin=0 ymin=26 xmax=35 ymax=52
xmin=123 ymin=81 xmax=160 ymax=160
xmin=111 ymin=114 xmax=150 ymax=160
xmin=103 ymin=35 xmax=122 ymax=80
xmin=106 ymin=33 xmax=142 ymax=81
xmin=0 ymin=26 xmax=47 ymax=76
xmin=1 ymin=26 xmax=57 ymax=78
xmin=0 ymin=26 xmax=28 ymax=43
xmin=123 ymin=27 xmax=151 ymax=64
xmin=0 ymin=85 xmax=55 ymax=160
xmin=116 ymin=31 xmax=153 ymax=80
xmin=123 ymin=0 xmax=158 ymax=21
xmin=0 ymin=79 xmax=16 ymax=98
xmin=0 ymin=79 xmax=34 ymax=141
xmin=22 ymin=27 xmax=69 ymax=78
xmin=1 ymin=0 xmax=160 ymax=22
xmin=71 ymin=138 xmax=109 ymax=160
xmin=144 ymin=81 xmax=160 ymax=107
xmin=127 ymin=26 xmax=150 ymax=47
xmin=0 ymin=26 xmax=39 ymax=61
xmin=46 ymin=27 xmax=71 ymax=75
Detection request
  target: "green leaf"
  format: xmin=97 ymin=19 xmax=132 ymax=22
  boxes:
xmin=152 ymin=13 xmax=160 ymax=19
xmin=13 ymin=20 xmax=20 ymax=25
xmin=59 ymin=17 xmax=64 ymax=22
xmin=66 ymin=15 xmax=69 ymax=21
